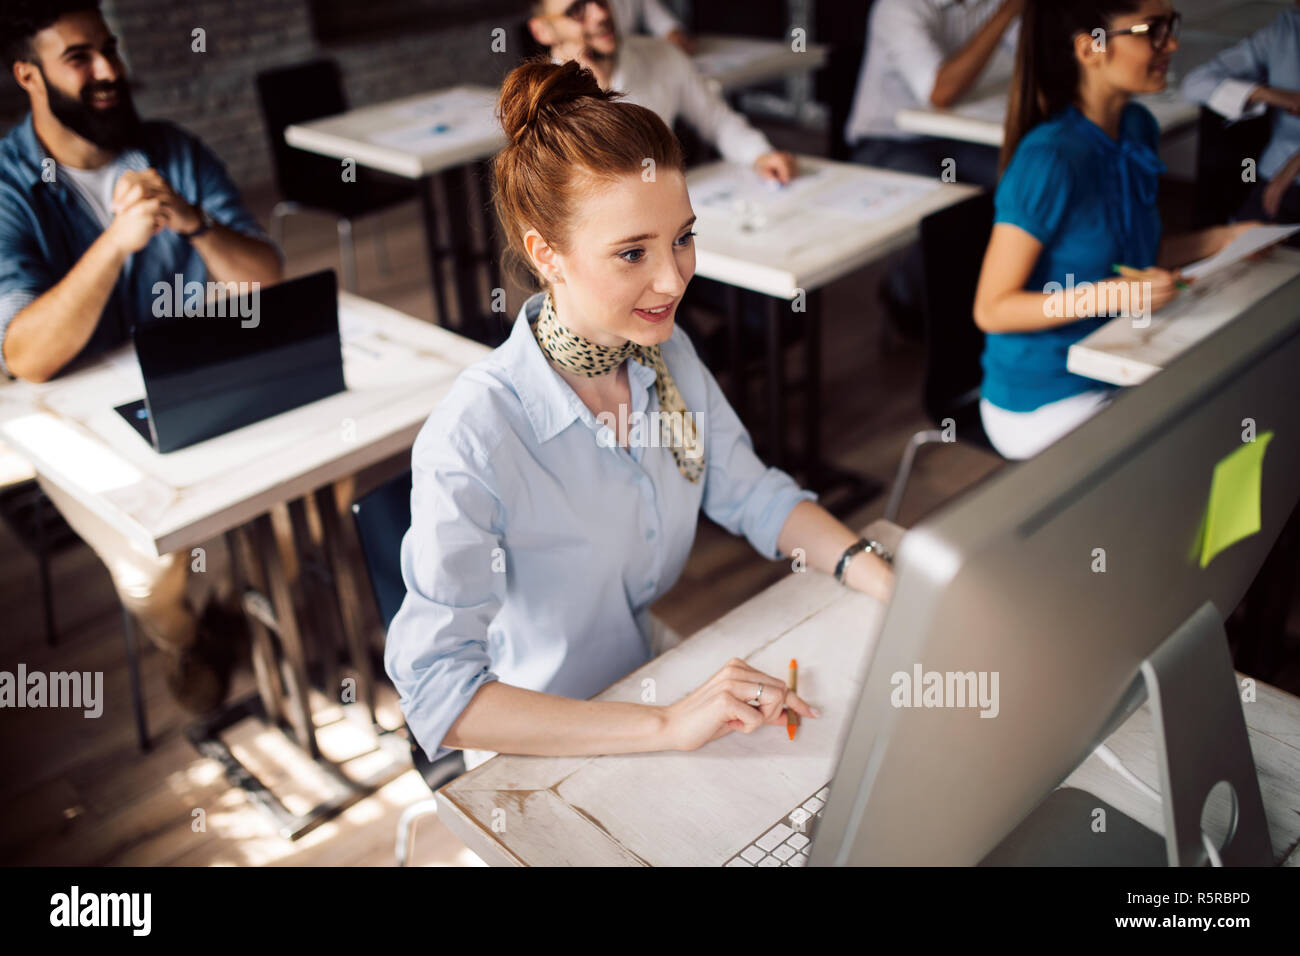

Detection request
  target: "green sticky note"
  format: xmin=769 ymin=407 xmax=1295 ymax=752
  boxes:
xmin=1199 ymin=431 xmax=1273 ymax=569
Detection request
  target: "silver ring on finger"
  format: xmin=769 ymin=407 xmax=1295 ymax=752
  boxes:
xmin=746 ymin=683 xmax=763 ymax=707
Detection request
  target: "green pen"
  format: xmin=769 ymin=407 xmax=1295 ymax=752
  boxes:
xmin=1113 ymin=263 xmax=1190 ymax=290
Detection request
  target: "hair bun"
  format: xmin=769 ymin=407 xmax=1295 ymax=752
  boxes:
xmin=498 ymin=58 xmax=616 ymax=144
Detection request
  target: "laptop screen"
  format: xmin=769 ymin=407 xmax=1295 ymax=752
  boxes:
xmin=133 ymin=270 xmax=345 ymax=453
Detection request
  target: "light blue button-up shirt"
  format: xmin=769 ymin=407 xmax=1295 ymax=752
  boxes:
xmin=385 ymin=292 xmax=816 ymax=760
xmin=1182 ymin=8 xmax=1300 ymax=183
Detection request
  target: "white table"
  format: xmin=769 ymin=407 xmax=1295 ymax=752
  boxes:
xmin=690 ymin=34 xmax=827 ymax=93
xmin=1067 ymin=249 xmax=1300 ymax=387
xmin=434 ymin=520 xmax=1300 ymax=866
xmin=285 ymin=86 xmax=505 ymax=331
xmin=284 ymin=86 xmax=504 ymax=180
xmin=895 ymin=87 xmax=1200 ymax=150
xmin=0 ymin=292 xmax=490 ymax=837
xmin=688 ymin=156 xmax=977 ymax=298
xmin=0 ymin=293 xmax=489 ymax=557
xmin=685 ymin=155 xmax=977 ymax=510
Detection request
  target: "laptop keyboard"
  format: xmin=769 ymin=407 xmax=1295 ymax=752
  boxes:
xmin=723 ymin=783 xmax=831 ymax=867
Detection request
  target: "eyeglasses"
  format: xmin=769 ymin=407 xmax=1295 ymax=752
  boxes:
xmin=1104 ymin=11 xmax=1182 ymax=51
xmin=542 ymin=0 xmax=609 ymax=22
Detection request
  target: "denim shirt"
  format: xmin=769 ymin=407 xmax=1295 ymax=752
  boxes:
xmin=0 ymin=113 xmax=274 ymax=377
xmin=385 ymin=292 xmax=817 ymax=760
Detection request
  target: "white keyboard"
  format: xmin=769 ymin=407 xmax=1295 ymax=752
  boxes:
xmin=723 ymin=784 xmax=831 ymax=867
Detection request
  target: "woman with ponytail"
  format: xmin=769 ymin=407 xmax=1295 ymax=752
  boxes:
xmin=973 ymin=0 xmax=1263 ymax=460
xmin=385 ymin=60 xmax=894 ymax=766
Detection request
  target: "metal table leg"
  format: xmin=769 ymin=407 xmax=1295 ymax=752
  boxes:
xmin=796 ymin=289 xmax=883 ymax=516
xmin=251 ymin=511 xmax=319 ymax=759
xmin=418 ymin=174 xmax=451 ymax=326
xmin=441 ymin=166 xmax=486 ymax=337
xmin=185 ymin=505 xmax=405 ymax=841
xmin=726 ymin=284 xmax=744 ymax=420
xmin=314 ymin=484 xmax=379 ymax=725
xmin=766 ymin=294 xmax=786 ymax=469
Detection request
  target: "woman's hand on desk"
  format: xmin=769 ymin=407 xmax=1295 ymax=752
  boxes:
xmin=661 ymin=658 xmax=819 ymax=751
xmin=754 ymin=151 xmax=796 ymax=186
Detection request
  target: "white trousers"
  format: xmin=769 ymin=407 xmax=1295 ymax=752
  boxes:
xmin=980 ymin=390 xmax=1112 ymax=461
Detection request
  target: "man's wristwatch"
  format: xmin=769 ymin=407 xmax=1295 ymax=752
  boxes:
xmin=833 ymin=537 xmax=893 ymax=586
xmin=183 ymin=207 xmax=215 ymax=239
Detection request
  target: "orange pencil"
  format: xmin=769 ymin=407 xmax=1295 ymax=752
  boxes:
xmin=787 ymin=658 xmax=799 ymax=741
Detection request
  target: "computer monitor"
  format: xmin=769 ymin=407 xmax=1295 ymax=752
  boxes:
xmin=812 ymin=266 xmax=1300 ymax=867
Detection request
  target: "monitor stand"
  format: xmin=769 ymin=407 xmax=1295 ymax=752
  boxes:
xmin=982 ymin=601 xmax=1273 ymax=866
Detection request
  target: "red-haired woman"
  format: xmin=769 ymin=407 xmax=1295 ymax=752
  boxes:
xmin=386 ymin=60 xmax=895 ymax=766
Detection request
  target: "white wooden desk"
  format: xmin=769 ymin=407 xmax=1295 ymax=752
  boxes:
xmin=685 ymin=155 xmax=977 ymax=510
xmin=690 ymin=34 xmax=827 ymax=93
xmin=435 ymin=519 xmax=1300 ymax=866
xmin=436 ymin=541 xmax=887 ymax=866
xmin=284 ymin=86 xmax=505 ymax=330
xmin=895 ymin=85 xmax=1200 ymax=149
xmin=1067 ymin=249 xmax=1300 ymax=387
xmin=688 ymin=156 xmax=977 ymax=299
xmin=0 ymin=293 xmax=489 ymax=837
xmin=0 ymin=293 xmax=489 ymax=558
xmin=283 ymin=86 xmax=503 ymax=180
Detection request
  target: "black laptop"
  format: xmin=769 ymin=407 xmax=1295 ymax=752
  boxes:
xmin=114 ymin=270 xmax=345 ymax=453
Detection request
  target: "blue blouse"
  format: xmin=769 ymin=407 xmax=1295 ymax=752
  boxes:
xmin=385 ymin=292 xmax=816 ymax=760
xmin=981 ymin=102 xmax=1165 ymax=412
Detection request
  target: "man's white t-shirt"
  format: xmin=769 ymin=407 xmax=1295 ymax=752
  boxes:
xmin=58 ymin=160 xmax=126 ymax=229
xmin=845 ymin=0 xmax=1021 ymax=145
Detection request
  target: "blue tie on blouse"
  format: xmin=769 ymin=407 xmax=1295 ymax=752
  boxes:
xmin=980 ymin=102 xmax=1166 ymax=413
xmin=385 ymin=291 xmax=817 ymax=760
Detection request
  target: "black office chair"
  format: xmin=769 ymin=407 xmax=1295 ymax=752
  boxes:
xmin=350 ymin=469 xmax=466 ymax=866
xmin=884 ymin=192 xmax=1002 ymax=522
xmin=815 ymin=0 xmax=876 ymax=160
xmin=255 ymin=60 xmax=423 ymax=292
xmin=1193 ymin=105 xmax=1271 ymax=229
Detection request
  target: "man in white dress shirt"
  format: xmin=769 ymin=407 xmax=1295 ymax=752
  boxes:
xmin=846 ymin=0 xmax=1022 ymax=188
xmin=610 ymin=0 xmax=694 ymax=52
xmin=528 ymin=0 xmax=795 ymax=184
xmin=845 ymin=0 xmax=1021 ymax=337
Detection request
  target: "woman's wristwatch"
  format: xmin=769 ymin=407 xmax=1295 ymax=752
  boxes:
xmin=833 ymin=537 xmax=893 ymax=586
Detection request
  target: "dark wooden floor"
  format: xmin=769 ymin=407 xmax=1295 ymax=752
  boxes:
xmin=1 ymin=122 xmax=1296 ymax=866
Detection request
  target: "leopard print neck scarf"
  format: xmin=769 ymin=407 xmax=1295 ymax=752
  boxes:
xmin=531 ymin=292 xmax=704 ymax=483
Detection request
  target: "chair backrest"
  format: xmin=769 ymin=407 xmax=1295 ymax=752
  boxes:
xmin=918 ymin=191 xmax=995 ymax=441
xmin=815 ymin=0 xmax=876 ymax=161
xmin=255 ymin=59 xmax=349 ymax=204
xmin=352 ymin=468 xmax=466 ymax=788
xmin=351 ymin=469 xmax=413 ymax=632
xmin=1194 ymin=105 xmax=1271 ymax=228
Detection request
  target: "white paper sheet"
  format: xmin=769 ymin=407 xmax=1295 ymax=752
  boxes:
xmin=691 ymin=38 xmax=779 ymax=77
xmin=1182 ymin=224 xmax=1300 ymax=281
xmin=688 ymin=163 xmax=940 ymax=231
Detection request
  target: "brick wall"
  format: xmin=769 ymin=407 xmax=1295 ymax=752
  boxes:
xmin=0 ymin=0 xmax=529 ymax=190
